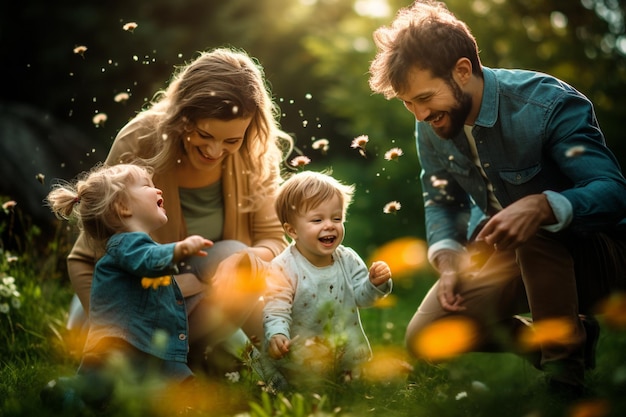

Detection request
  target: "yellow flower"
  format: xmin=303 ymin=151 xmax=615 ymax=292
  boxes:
xmin=141 ymin=276 xmax=172 ymax=290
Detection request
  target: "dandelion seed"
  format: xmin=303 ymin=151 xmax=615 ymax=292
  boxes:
xmin=92 ymin=113 xmax=108 ymax=127
xmin=312 ymin=139 xmax=329 ymax=154
xmin=73 ymin=45 xmax=87 ymax=57
xmin=384 ymin=147 xmax=404 ymax=161
xmin=383 ymin=201 xmax=401 ymax=214
xmin=565 ymin=145 xmax=586 ymax=158
xmin=455 ymin=391 xmax=468 ymax=400
xmin=225 ymin=371 xmax=240 ymax=383
xmin=471 ymin=380 xmax=489 ymax=392
xmin=430 ymin=176 xmax=448 ymax=188
xmin=114 ymin=92 xmax=130 ymax=103
xmin=290 ymin=155 xmax=311 ymax=168
xmin=2 ymin=201 xmax=17 ymax=211
xmin=351 ymin=134 xmax=369 ymax=149
xmin=122 ymin=22 xmax=138 ymax=32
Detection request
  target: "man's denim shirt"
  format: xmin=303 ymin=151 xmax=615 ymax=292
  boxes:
xmin=85 ymin=232 xmax=188 ymax=362
xmin=417 ymin=67 xmax=626 ymax=263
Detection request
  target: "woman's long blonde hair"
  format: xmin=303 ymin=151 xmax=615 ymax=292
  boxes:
xmin=127 ymin=47 xmax=292 ymax=209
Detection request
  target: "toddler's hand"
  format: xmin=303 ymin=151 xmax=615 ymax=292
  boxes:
xmin=268 ymin=334 xmax=291 ymax=359
xmin=369 ymin=260 xmax=391 ymax=286
xmin=175 ymin=235 xmax=213 ymax=260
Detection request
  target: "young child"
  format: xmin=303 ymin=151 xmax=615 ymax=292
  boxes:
xmin=263 ymin=170 xmax=392 ymax=389
xmin=42 ymin=163 xmax=212 ymax=411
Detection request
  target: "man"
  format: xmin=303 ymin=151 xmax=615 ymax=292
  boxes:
xmin=368 ymin=0 xmax=626 ymax=397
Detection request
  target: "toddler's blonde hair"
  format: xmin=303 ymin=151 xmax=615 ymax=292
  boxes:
xmin=275 ymin=171 xmax=354 ymax=226
xmin=46 ymin=164 xmax=152 ymax=247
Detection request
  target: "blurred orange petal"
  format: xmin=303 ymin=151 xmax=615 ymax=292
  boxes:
xmin=368 ymin=237 xmax=428 ymax=278
xmin=411 ymin=317 xmax=478 ymax=361
xmin=518 ymin=317 xmax=576 ymax=350
xmin=362 ymin=347 xmax=413 ymax=382
xmin=373 ymin=294 xmax=398 ymax=308
xmin=568 ymin=399 xmax=610 ymax=417
xmin=596 ymin=292 xmax=626 ymax=330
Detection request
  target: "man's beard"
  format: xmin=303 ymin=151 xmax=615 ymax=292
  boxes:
xmin=432 ymin=80 xmax=472 ymax=139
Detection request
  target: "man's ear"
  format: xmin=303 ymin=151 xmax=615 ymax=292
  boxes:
xmin=453 ymin=57 xmax=473 ymax=86
xmin=283 ymin=222 xmax=297 ymax=240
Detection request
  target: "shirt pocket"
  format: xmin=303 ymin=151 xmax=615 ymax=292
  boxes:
xmin=498 ymin=163 xmax=545 ymax=201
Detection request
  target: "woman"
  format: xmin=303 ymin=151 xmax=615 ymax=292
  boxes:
xmin=66 ymin=47 xmax=293 ymax=373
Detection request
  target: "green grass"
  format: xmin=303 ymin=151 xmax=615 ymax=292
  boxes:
xmin=1 ymin=204 xmax=626 ymax=417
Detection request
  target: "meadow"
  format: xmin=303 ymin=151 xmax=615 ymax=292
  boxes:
xmin=1 ymin=202 xmax=625 ymax=417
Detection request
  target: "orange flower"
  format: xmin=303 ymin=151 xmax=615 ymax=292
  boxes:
xmin=368 ymin=237 xmax=428 ymax=278
xmin=410 ymin=317 xmax=479 ymax=361
xmin=361 ymin=346 xmax=413 ymax=382
xmin=518 ymin=317 xmax=576 ymax=350
xmin=597 ymin=292 xmax=626 ymax=329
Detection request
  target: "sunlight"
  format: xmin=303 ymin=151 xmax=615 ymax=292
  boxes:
xmin=353 ymin=0 xmax=391 ymax=18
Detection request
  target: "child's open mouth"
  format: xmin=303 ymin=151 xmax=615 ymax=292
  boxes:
xmin=319 ymin=236 xmax=336 ymax=244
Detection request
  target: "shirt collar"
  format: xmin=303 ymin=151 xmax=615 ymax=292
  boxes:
xmin=475 ymin=67 xmax=498 ymax=128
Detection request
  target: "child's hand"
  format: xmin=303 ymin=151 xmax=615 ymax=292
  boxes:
xmin=369 ymin=260 xmax=391 ymax=286
xmin=175 ymin=235 xmax=213 ymax=261
xmin=268 ymin=334 xmax=291 ymax=359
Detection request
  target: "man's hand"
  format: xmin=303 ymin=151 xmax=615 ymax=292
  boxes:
xmin=476 ymin=194 xmax=556 ymax=251
xmin=437 ymin=270 xmax=466 ymax=311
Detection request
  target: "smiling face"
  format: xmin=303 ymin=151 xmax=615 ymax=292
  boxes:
xmin=181 ymin=117 xmax=252 ymax=176
xmin=284 ymin=194 xmax=345 ymax=267
xmin=121 ymin=173 xmax=168 ymax=234
xmin=397 ymin=66 xmax=473 ymax=139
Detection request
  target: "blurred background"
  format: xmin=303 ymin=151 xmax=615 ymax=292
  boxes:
xmin=1 ymin=0 xmax=625 ymax=263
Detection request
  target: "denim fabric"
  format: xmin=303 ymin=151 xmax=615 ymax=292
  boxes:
xmin=85 ymin=232 xmax=189 ymax=362
xmin=417 ymin=67 xmax=626 ymax=257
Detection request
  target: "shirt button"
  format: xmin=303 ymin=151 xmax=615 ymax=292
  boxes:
xmin=177 ymin=299 xmax=184 ymax=305
xmin=516 ymin=174 xmax=522 ymax=180
xmin=179 ymin=333 xmax=187 ymax=341
xmin=483 ymin=162 xmax=490 ymax=168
